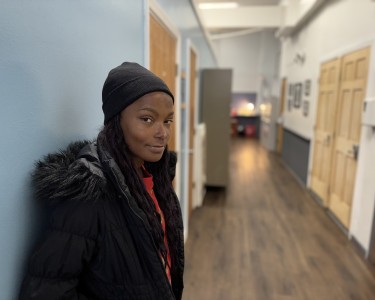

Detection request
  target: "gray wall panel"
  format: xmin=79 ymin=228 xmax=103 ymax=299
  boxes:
xmin=281 ymin=129 xmax=310 ymax=185
xmin=201 ymin=69 xmax=232 ymax=187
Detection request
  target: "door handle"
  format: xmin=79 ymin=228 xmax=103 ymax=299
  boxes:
xmin=348 ymin=144 xmax=359 ymax=160
xmin=353 ymin=144 xmax=359 ymax=160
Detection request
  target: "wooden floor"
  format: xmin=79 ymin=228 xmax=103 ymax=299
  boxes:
xmin=183 ymin=138 xmax=375 ymax=300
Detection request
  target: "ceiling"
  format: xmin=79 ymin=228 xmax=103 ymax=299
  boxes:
xmin=194 ymin=0 xmax=280 ymax=6
xmin=193 ymin=0 xmax=282 ymax=37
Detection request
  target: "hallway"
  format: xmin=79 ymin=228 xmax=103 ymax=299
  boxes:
xmin=183 ymin=138 xmax=375 ymax=300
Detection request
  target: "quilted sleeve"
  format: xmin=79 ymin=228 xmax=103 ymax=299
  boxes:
xmin=18 ymin=201 xmax=100 ymax=300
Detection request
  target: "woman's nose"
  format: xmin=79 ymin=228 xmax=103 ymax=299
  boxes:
xmin=155 ymin=123 xmax=168 ymax=139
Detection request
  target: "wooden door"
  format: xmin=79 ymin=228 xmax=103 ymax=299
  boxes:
xmin=149 ymin=13 xmax=177 ymax=151
xmin=276 ymin=78 xmax=287 ymax=155
xmin=188 ymin=48 xmax=197 ymax=218
xmin=329 ymin=47 xmax=370 ymax=228
xmin=310 ymin=58 xmax=341 ymax=205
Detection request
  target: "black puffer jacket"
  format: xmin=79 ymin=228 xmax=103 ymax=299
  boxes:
xmin=19 ymin=140 xmax=184 ymax=300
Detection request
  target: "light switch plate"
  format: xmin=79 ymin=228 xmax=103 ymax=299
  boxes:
xmin=363 ymin=98 xmax=375 ymax=126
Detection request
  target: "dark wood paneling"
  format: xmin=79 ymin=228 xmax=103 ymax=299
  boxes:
xmin=183 ymin=138 xmax=375 ymax=300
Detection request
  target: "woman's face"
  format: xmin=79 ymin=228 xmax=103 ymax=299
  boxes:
xmin=120 ymin=91 xmax=174 ymax=168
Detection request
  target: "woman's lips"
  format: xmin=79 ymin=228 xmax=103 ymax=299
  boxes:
xmin=148 ymin=145 xmax=165 ymax=153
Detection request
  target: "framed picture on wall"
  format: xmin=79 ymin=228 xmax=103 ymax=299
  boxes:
xmin=288 ymin=83 xmax=294 ymax=96
xmin=288 ymin=98 xmax=293 ymax=111
xmin=303 ymin=100 xmax=309 ymax=116
xmin=304 ymin=79 xmax=311 ymax=96
xmin=294 ymin=83 xmax=302 ymax=108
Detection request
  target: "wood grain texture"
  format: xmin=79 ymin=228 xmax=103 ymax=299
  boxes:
xmin=183 ymin=138 xmax=375 ymax=300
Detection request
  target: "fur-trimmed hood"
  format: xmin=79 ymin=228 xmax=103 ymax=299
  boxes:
xmin=32 ymin=140 xmax=177 ymax=205
xmin=32 ymin=140 xmax=107 ymax=205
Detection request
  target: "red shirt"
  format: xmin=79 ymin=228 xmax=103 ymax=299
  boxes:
xmin=142 ymin=167 xmax=172 ymax=285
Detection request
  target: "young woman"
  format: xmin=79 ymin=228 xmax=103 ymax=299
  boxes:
xmin=19 ymin=62 xmax=184 ymax=300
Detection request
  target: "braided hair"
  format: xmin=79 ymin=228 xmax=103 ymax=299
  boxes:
xmin=97 ymin=114 xmax=180 ymax=282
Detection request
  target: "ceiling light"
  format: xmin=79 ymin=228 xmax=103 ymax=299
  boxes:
xmin=198 ymin=2 xmax=239 ymax=9
xmin=247 ymin=103 xmax=255 ymax=111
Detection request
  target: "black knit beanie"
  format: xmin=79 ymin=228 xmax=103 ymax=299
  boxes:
xmin=102 ymin=62 xmax=174 ymax=123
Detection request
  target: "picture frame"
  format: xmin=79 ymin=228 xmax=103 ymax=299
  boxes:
xmin=303 ymin=100 xmax=309 ymax=116
xmin=304 ymin=79 xmax=311 ymax=96
xmin=288 ymin=83 xmax=294 ymax=96
xmin=294 ymin=83 xmax=302 ymax=108
xmin=288 ymin=98 xmax=293 ymax=111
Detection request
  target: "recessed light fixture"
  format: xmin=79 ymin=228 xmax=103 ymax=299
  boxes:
xmin=247 ymin=103 xmax=255 ymax=111
xmin=198 ymin=2 xmax=239 ymax=9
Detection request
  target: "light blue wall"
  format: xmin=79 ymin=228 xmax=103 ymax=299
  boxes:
xmin=0 ymin=1 xmax=146 ymax=298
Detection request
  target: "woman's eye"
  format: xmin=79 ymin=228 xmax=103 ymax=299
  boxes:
xmin=165 ymin=119 xmax=174 ymax=125
xmin=141 ymin=117 xmax=153 ymax=123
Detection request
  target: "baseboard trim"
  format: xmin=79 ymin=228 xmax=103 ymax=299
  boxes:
xmin=350 ymin=235 xmax=375 ymax=277
xmin=326 ymin=208 xmax=349 ymax=236
xmin=279 ymin=158 xmax=306 ymax=188
xmin=350 ymin=235 xmax=366 ymax=258
xmin=308 ymin=188 xmax=325 ymax=207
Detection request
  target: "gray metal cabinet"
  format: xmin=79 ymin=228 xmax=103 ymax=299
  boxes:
xmin=200 ymin=69 xmax=232 ymax=187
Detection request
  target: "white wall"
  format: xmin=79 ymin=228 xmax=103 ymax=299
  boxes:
xmin=213 ymin=30 xmax=280 ymax=95
xmin=280 ymin=0 xmax=375 ymax=139
xmin=213 ymin=32 xmax=261 ymax=92
xmin=280 ymin=0 xmax=375 ymax=252
xmin=351 ymin=45 xmax=375 ymax=256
